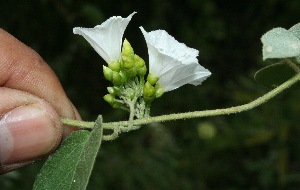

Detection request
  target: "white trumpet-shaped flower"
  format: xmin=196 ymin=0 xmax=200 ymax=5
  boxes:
xmin=140 ymin=27 xmax=211 ymax=92
xmin=73 ymin=12 xmax=136 ymax=64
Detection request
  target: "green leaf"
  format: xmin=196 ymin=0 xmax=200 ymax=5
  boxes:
xmin=33 ymin=116 xmax=103 ymax=190
xmin=296 ymin=56 xmax=300 ymax=63
xmin=289 ymin=23 xmax=300 ymax=39
xmin=254 ymin=62 xmax=297 ymax=89
xmin=261 ymin=27 xmax=300 ymax=60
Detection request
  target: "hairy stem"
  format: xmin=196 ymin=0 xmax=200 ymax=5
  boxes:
xmin=286 ymin=58 xmax=300 ymax=73
xmin=61 ymin=118 xmax=94 ymax=128
xmin=128 ymin=96 xmax=138 ymax=127
xmin=61 ymin=72 xmax=300 ymax=130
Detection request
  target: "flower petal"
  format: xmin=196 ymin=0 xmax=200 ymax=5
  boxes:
xmin=159 ymin=62 xmax=211 ymax=91
xmin=140 ymin=27 xmax=211 ymax=92
xmin=73 ymin=12 xmax=136 ymax=63
xmin=140 ymin=27 xmax=198 ymax=64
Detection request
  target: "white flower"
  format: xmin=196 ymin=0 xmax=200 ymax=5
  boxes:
xmin=140 ymin=27 xmax=211 ymax=92
xmin=73 ymin=12 xmax=136 ymax=64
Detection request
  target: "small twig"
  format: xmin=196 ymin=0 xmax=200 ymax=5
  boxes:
xmin=285 ymin=59 xmax=300 ymax=73
xmin=102 ymin=128 xmax=120 ymax=141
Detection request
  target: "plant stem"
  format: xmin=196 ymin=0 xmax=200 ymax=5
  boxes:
xmin=285 ymin=58 xmax=300 ymax=73
xmin=61 ymin=118 xmax=95 ymax=128
xmin=128 ymin=96 xmax=138 ymax=127
xmin=61 ymin=73 xmax=300 ymax=130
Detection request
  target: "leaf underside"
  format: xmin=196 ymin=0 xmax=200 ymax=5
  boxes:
xmin=254 ymin=62 xmax=298 ymax=89
xmin=33 ymin=115 xmax=103 ymax=190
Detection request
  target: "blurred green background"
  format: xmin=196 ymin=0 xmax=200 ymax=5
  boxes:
xmin=1 ymin=0 xmax=300 ymax=189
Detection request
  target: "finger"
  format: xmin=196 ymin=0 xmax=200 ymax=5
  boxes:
xmin=0 ymin=29 xmax=81 ymax=134
xmin=0 ymin=161 xmax=32 ymax=175
xmin=0 ymin=88 xmax=62 ymax=174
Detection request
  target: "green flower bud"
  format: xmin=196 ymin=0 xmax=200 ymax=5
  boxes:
xmin=107 ymin=87 xmax=115 ymax=95
xmin=122 ymin=67 xmax=137 ymax=78
xmin=134 ymin=54 xmax=145 ymax=68
xmin=143 ymin=81 xmax=155 ymax=97
xmin=103 ymin=66 xmax=113 ymax=81
xmin=121 ymin=39 xmax=135 ymax=72
xmin=103 ymin=94 xmax=115 ymax=104
xmin=147 ymin=73 xmax=159 ymax=85
xmin=122 ymin=56 xmax=135 ymax=69
xmin=137 ymin=66 xmax=147 ymax=76
xmin=108 ymin=60 xmax=121 ymax=72
xmin=143 ymin=95 xmax=155 ymax=103
xmin=112 ymin=72 xmax=123 ymax=85
xmin=119 ymin=71 xmax=128 ymax=83
xmin=155 ymin=84 xmax=165 ymax=98
xmin=113 ymin=86 xmax=121 ymax=94
xmin=122 ymin=39 xmax=134 ymax=57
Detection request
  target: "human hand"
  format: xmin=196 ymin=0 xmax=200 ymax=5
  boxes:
xmin=0 ymin=29 xmax=80 ymax=174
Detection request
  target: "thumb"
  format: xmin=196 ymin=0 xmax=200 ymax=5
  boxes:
xmin=0 ymin=88 xmax=62 ymax=174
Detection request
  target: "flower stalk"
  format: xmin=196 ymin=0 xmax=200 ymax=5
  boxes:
xmin=62 ymin=70 xmax=300 ymax=138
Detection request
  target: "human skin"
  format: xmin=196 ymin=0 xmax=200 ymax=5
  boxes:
xmin=0 ymin=29 xmax=80 ymax=174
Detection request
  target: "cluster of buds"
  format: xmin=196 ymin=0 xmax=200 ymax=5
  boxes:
xmin=143 ymin=73 xmax=164 ymax=103
xmin=103 ymin=86 xmax=122 ymax=109
xmin=103 ymin=39 xmax=146 ymax=85
xmin=102 ymin=39 xmax=149 ymax=113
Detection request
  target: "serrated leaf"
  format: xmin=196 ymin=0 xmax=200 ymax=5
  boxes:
xmin=261 ymin=27 xmax=300 ymax=60
xmin=254 ymin=62 xmax=297 ymax=89
xmin=33 ymin=116 xmax=103 ymax=190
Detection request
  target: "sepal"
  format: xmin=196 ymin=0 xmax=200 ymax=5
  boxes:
xmin=103 ymin=66 xmax=113 ymax=81
xmin=147 ymin=73 xmax=159 ymax=85
xmin=108 ymin=60 xmax=121 ymax=72
xmin=103 ymin=94 xmax=115 ymax=104
xmin=112 ymin=72 xmax=123 ymax=85
xmin=155 ymin=84 xmax=165 ymax=98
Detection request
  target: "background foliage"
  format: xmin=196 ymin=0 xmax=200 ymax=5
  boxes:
xmin=1 ymin=0 xmax=300 ymax=189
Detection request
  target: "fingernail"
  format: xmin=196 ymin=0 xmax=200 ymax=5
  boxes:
xmin=0 ymin=104 xmax=61 ymax=164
